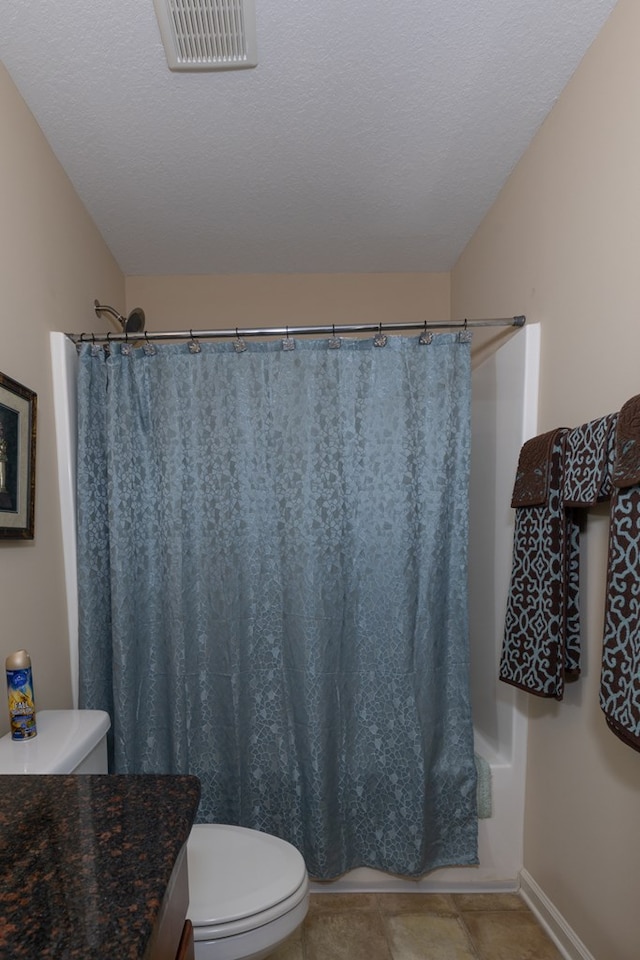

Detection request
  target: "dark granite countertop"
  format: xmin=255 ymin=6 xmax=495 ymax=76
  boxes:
xmin=0 ymin=774 xmax=200 ymax=959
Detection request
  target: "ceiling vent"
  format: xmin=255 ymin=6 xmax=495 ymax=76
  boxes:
xmin=153 ymin=0 xmax=258 ymax=71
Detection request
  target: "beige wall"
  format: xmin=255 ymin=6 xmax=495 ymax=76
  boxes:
xmin=126 ymin=273 xmax=450 ymax=331
xmin=0 ymin=64 xmax=124 ymax=733
xmin=453 ymin=2 xmax=640 ymax=958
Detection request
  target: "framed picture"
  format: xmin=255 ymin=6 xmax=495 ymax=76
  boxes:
xmin=0 ymin=372 xmax=37 ymax=540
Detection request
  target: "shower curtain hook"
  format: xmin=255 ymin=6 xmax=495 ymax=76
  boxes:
xmin=328 ymin=323 xmax=341 ymax=349
xmin=419 ymin=320 xmax=433 ymax=345
xmin=234 ymin=327 xmax=247 ymax=353
xmin=459 ymin=317 xmax=472 ymax=344
xmin=121 ymin=324 xmax=132 ymax=355
xmin=282 ymin=326 xmax=295 ymax=351
xmin=188 ymin=329 xmax=201 ymax=354
xmin=143 ymin=330 xmax=156 ymax=356
xmin=374 ymin=322 xmax=387 ymax=348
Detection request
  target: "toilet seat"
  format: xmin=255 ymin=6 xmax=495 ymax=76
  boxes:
xmin=187 ymin=824 xmax=309 ymax=942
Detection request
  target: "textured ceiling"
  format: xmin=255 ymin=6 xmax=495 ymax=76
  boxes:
xmin=0 ymin=1 xmax=618 ymax=276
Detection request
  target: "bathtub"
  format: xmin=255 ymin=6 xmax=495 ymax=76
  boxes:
xmin=50 ymin=322 xmax=539 ymax=893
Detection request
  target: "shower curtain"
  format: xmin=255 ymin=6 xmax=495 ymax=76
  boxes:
xmin=76 ymin=333 xmax=478 ymax=879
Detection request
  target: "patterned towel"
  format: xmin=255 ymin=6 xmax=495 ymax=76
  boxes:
xmin=500 ymin=428 xmax=581 ymax=699
xmin=601 ymin=395 xmax=640 ymax=751
xmin=563 ymin=414 xmax=617 ymax=507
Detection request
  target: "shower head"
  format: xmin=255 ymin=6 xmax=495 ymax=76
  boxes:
xmin=94 ymin=300 xmax=146 ymax=334
xmin=124 ymin=307 xmax=146 ymax=334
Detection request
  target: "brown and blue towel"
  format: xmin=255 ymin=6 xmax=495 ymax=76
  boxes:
xmin=563 ymin=413 xmax=617 ymax=507
xmin=500 ymin=428 xmax=581 ymax=699
xmin=601 ymin=395 xmax=640 ymax=752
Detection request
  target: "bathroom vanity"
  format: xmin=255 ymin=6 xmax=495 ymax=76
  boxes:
xmin=0 ymin=773 xmax=200 ymax=959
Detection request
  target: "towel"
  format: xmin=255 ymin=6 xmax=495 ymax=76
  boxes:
xmin=600 ymin=395 xmax=640 ymax=752
xmin=500 ymin=428 xmax=581 ymax=699
xmin=474 ymin=753 xmax=492 ymax=820
xmin=562 ymin=413 xmax=617 ymax=507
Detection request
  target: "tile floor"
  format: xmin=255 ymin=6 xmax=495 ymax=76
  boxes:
xmin=269 ymin=892 xmax=563 ymax=960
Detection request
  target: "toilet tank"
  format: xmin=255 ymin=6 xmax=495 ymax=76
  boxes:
xmin=0 ymin=709 xmax=110 ymax=774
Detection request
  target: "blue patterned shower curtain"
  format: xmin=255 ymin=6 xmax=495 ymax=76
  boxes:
xmin=76 ymin=333 xmax=477 ymax=878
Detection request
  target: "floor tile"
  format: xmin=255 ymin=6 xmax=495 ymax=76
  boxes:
xmin=385 ymin=914 xmax=477 ymax=960
xmin=306 ymin=892 xmax=378 ymax=918
xmin=376 ymin=893 xmax=457 ymax=916
xmin=305 ymin=910 xmax=392 ymax=960
xmin=267 ymin=935 xmax=305 ymax=960
xmin=461 ymin=910 xmax=563 ymax=960
xmin=453 ymin=892 xmax=527 ymax=912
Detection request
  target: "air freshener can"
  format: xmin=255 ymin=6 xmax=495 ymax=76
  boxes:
xmin=6 ymin=649 xmax=37 ymax=740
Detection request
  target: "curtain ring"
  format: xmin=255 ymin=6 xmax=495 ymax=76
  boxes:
xmin=464 ymin=318 xmax=468 ymax=330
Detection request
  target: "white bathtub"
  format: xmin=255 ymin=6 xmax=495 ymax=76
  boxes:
xmin=51 ymin=323 xmax=539 ymax=893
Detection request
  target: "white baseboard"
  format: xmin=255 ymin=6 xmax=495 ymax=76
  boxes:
xmin=519 ymin=869 xmax=596 ymax=960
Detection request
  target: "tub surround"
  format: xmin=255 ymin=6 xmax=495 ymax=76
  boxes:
xmin=0 ymin=773 xmax=200 ymax=959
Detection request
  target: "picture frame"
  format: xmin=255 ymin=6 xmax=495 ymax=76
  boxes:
xmin=0 ymin=372 xmax=37 ymax=540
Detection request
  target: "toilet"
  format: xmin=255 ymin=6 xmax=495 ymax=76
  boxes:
xmin=0 ymin=710 xmax=309 ymax=960
xmin=187 ymin=824 xmax=309 ymax=960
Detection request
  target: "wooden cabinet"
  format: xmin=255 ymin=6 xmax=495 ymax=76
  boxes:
xmin=175 ymin=920 xmax=195 ymax=960
xmin=145 ymin=843 xmax=191 ymax=960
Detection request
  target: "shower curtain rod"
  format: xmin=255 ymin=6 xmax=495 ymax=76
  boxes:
xmin=68 ymin=314 xmax=525 ymax=344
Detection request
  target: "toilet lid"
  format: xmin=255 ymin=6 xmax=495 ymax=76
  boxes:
xmin=187 ymin=824 xmax=308 ymax=927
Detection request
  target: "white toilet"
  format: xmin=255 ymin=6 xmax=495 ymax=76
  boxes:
xmin=0 ymin=710 xmax=309 ymax=960
xmin=187 ymin=824 xmax=309 ymax=960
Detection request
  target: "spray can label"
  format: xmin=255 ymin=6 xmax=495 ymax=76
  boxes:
xmin=6 ymin=667 xmax=37 ymax=740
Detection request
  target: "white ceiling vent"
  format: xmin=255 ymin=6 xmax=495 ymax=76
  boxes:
xmin=153 ymin=0 xmax=257 ymax=71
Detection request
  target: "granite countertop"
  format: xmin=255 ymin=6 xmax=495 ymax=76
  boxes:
xmin=0 ymin=774 xmax=200 ymax=959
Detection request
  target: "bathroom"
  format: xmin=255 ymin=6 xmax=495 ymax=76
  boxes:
xmin=1 ymin=2 xmax=640 ymax=958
